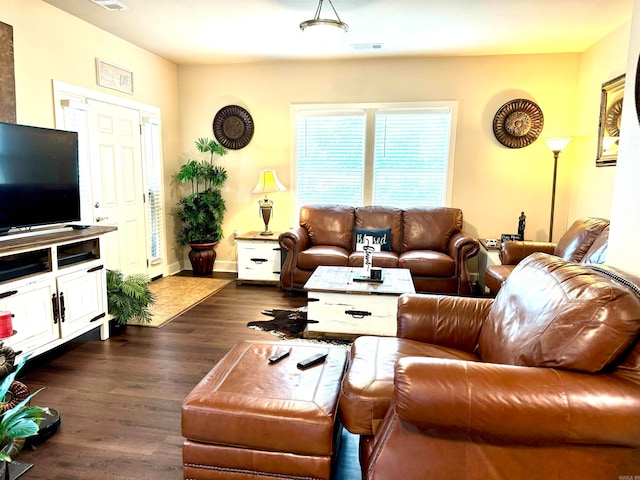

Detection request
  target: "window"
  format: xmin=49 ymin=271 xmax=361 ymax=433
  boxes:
xmin=141 ymin=117 xmax=163 ymax=265
xmin=293 ymin=102 xmax=457 ymax=215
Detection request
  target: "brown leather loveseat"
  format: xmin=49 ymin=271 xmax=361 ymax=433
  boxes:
xmin=484 ymin=216 xmax=609 ymax=295
xmin=279 ymin=204 xmax=479 ymax=295
xmin=339 ymin=252 xmax=640 ymax=479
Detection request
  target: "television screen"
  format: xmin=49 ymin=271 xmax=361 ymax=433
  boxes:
xmin=0 ymin=121 xmax=80 ymax=232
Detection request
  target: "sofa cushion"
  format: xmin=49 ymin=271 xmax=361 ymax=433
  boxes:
xmin=479 ymin=253 xmax=640 ymax=373
xmin=553 ymin=217 xmax=610 ymax=262
xmin=339 ymin=335 xmax=480 ymax=435
xmin=402 ymin=207 xmax=462 ymax=252
xmin=355 ymin=206 xmax=403 ymax=252
xmin=298 ymin=246 xmax=349 ymax=269
xmin=581 ymin=226 xmax=609 ymax=265
xmin=300 ymin=204 xmax=355 ymax=250
xmin=354 ymin=227 xmax=392 ymax=252
xmin=399 ymin=251 xmax=455 ymax=276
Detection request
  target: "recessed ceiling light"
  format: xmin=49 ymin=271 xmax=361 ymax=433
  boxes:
xmin=91 ymin=0 xmax=129 ymax=11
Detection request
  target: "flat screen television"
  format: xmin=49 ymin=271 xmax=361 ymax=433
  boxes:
xmin=0 ymin=121 xmax=80 ymax=234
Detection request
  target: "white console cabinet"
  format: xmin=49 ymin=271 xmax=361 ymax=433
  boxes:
xmin=0 ymin=226 xmax=116 ymax=359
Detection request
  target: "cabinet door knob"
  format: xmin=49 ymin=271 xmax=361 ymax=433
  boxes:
xmin=0 ymin=290 xmax=18 ymax=299
xmin=52 ymin=293 xmax=59 ymax=324
xmin=345 ymin=310 xmax=372 ymax=319
xmin=59 ymin=292 xmax=66 ymax=322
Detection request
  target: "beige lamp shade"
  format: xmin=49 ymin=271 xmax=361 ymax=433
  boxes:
xmin=251 ymin=170 xmax=287 ymax=194
xmin=544 ymin=137 xmax=572 ymax=153
xmin=251 ymin=170 xmax=287 ymax=236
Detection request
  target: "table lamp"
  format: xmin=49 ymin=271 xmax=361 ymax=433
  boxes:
xmin=251 ymin=170 xmax=287 ymax=236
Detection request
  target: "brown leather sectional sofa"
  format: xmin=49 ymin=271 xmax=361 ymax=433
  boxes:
xmin=339 ymin=252 xmax=640 ymax=479
xmin=278 ymin=204 xmax=479 ymax=295
xmin=484 ymin=216 xmax=609 ymax=295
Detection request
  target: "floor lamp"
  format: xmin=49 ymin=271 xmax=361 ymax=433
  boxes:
xmin=544 ymin=138 xmax=572 ymax=242
xmin=251 ymin=170 xmax=287 ymax=236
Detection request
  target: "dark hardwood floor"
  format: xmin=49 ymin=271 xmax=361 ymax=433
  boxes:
xmin=15 ymin=274 xmax=362 ymax=480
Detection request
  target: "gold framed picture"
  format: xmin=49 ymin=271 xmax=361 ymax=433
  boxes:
xmin=596 ymin=74 xmax=625 ymax=167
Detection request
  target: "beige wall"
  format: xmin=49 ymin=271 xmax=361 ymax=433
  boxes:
xmin=179 ymin=54 xmax=583 ymax=270
xmin=568 ymin=22 xmax=631 ymax=223
xmin=1 ymin=0 xmax=633 ymax=276
xmin=0 ymin=0 xmax=181 ymax=270
xmin=609 ymin=0 xmax=640 ymax=274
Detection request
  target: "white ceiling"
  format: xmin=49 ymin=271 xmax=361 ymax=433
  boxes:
xmin=42 ymin=0 xmax=634 ymax=65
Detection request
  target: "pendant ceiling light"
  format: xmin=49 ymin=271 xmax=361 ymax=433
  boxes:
xmin=300 ymin=0 xmax=349 ymax=33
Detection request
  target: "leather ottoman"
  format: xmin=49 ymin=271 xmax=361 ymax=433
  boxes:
xmin=181 ymin=340 xmax=348 ymax=480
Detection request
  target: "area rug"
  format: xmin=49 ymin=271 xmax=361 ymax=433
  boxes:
xmin=247 ymin=307 xmax=316 ymax=339
xmin=129 ymin=276 xmax=232 ymax=328
xmin=248 ymin=308 xmax=353 ymax=347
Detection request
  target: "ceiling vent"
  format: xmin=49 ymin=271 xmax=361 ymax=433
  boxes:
xmin=351 ymin=43 xmax=384 ymax=51
xmin=91 ymin=0 xmax=129 ymax=11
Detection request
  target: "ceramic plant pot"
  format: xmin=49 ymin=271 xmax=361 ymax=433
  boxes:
xmin=188 ymin=242 xmax=217 ymax=276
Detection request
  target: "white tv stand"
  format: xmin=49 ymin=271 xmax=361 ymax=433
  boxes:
xmin=0 ymin=226 xmax=117 ymax=360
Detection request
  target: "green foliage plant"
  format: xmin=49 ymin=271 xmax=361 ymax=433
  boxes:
xmin=106 ymin=269 xmax=156 ymax=325
xmin=176 ymin=137 xmax=228 ymax=245
xmin=0 ymin=355 xmax=47 ymax=463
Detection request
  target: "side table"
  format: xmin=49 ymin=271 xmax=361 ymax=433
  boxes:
xmin=478 ymin=238 xmax=501 ymax=294
xmin=236 ymin=231 xmax=282 ymax=285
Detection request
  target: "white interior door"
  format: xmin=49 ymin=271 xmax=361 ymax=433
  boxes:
xmin=87 ymin=100 xmax=147 ymax=277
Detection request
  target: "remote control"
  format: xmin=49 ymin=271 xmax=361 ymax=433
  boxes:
xmin=297 ymin=352 xmax=328 ymax=370
xmin=268 ymin=349 xmax=290 ymax=364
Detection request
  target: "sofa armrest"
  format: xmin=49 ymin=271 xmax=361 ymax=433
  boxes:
xmin=499 ymin=241 xmax=556 ymax=265
xmin=396 ymin=294 xmax=492 ymax=353
xmin=448 ymin=231 xmax=479 ymax=259
xmin=394 ymin=357 xmax=640 ymax=448
xmin=278 ymin=227 xmax=310 ymax=289
xmin=447 ymin=231 xmax=479 ymax=295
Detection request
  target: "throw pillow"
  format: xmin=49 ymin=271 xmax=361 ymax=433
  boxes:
xmin=354 ymin=228 xmax=392 ymax=252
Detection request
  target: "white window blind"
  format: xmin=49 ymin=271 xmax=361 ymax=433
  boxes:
xmin=295 ymin=111 xmax=366 ymax=211
xmin=141 ymin=117 xmax=163 ymax=265
xmin=373 ymin=108 xmax=452 ymax=208
xmin=293 ymin=103 xmax=456 ymax=216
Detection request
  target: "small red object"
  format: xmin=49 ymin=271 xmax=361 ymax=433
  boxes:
xmin=0 ymin=311 xmax=13 ymax=339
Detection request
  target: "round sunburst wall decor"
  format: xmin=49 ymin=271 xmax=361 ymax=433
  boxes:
xmin=493 ymin=99 xmax=544 ymax=148
xmin=606 ymin=98 xmax=623 ymax=137
xmin=213 ymin=105 xmax=254 ymax=150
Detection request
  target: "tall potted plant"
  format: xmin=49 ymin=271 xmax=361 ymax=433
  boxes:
xmin=176 ymin=137 xmax=228 ymax=275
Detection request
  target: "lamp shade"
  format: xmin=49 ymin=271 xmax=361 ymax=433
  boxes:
xmin=544 ymin=137 xmax=573 ymax=153
xmin=251 ymin=170 xmax=287 ymax=194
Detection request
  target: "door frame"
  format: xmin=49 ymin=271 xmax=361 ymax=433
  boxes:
xmin=52 ymin=80 xmax=167 ymax=279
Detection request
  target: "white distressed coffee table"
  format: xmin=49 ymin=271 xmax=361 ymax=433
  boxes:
xmin=303 ymin=266 xmax=415 ymax=338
